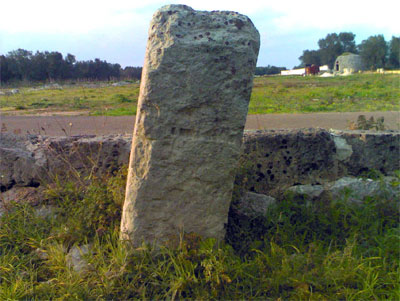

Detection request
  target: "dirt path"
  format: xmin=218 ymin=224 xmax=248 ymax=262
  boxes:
xmin=1 ymin=111 xmax=399 ymax=136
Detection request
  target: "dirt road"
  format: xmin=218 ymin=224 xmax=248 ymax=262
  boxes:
xmin=1 ymin=111 xmax=398 ymax=136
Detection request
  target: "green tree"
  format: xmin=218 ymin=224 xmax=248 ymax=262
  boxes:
xmin=386 ymin=36 xmax=400 ymax=69
xmin=30 ymin=51 xmax=49 ymax=81
xmin=122 ymin=66 xmax=143 ymax=80
xmin=298 ymin=50 xmax=321 ymax=67
xmin=65 ymin=53 xmax=76 ymax=65
xmin=255 ymin=65 xmax=286 ymax=75
xmin=46 ymin=51 xmax=64 ymax=80
xmin=0 ymin=48 xmax=124 ymax=83
xmin=6 ymin=49 xmax=33 ymax=81
xmin=298 ymin=32 xmax=357 ymax=69
xmin=0 ymin=55 xmax=12 ymax=84
xmin=318 ymin=32 xmax=357 ymax=69
xmin=338 ymin=32 xmax=357 ymax=53
xmin=64 ymin=53 xmax=76 ymax=79
xmin=358 ymin=35 xmax=388 ymax=70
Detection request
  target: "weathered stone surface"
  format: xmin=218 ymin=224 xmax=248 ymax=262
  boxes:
xmin=0 ymin=186 xmax=44 ymax=206
xmin=2 ymin=129 xmax=398 ymax=199
xmin=0 ymin=133 xmax=45 ymax=190
xmin=286 ymin=184 xmax=324 ymax=200
xmin=0 ymin=133 xmax=131 ymax=191
xmin=236 ymin=192 xmax=276 ymax=218
xmin=326 ymin=176 xmax=399 ymax=203
xmin=120 ymin=5 xmax=260 ymax=246
xmin=239 ymin=129 xmax=338 ymax=197
xmin=238 ymin=129 xmax=400 ymax=198
xmin=66 ymin=244 xmax=91 ymax=273
xmin=285 ymin=176 xmax=399 ymax=204
xmin=331 ymin=130 xmax=400 ymax=176
xmin=43 ymin=134 xmax=131 ymax=179
xmin=331 ymin=134 xmax=353 ymax=161
xmin=334 ymin=53 xmax=365 ymax=74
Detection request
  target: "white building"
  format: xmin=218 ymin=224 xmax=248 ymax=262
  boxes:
xmin=281 ymin=68 xmax=305 ymax=76
xmin=319 ymin=65 xmax=329 ymax=72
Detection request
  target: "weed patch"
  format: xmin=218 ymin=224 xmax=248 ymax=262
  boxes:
xmin=0 ymin=167 xmax=399 ymax=299
xmin=348 ymin=114 xmax=386 ymax=130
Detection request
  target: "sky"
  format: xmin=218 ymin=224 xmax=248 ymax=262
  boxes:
xmin=0 ymin=0 xmax=399 ymax=69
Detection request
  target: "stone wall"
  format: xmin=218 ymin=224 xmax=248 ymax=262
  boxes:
xmin=1 ymin=129 xmax=399 ymax=198
xmin=0 ymin=134 xmax=132 ymax=191
xmin=238 ymin=129 xmax=399 ymax=197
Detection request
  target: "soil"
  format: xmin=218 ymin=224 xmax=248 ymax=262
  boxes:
xmin=1 ymin=111 xmax=399 ymax=136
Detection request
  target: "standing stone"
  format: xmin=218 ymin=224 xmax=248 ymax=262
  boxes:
xmin=121 ymin=4 xmax=260 ymax=246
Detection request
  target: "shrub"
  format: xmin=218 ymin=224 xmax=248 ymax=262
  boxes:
xmin=349 ymin=114 xmax=386 ymax=130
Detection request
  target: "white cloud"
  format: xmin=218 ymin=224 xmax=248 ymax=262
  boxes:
xmin=267 ymin=0 xmax=400 ymax=34
xmin=1 ymin=0 xmax=398 ymax=68
xmin=2 ymin=0 xmax=398 ymax=35
xmin=0 ymin=0 xmax=157 ymax=34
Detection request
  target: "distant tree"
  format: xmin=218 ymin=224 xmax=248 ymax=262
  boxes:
xmin=94 ymin=58 xmax=107 ymax=80
xmin=74 ymin=61 xmax=89 ymax=80
xmin=45 ymin=51 xmax=64 ymax=80
xmin=121 ymin=66 xmax=142 ymax=80
xmin=386 ymin=36 xmax=400 ymax=69
xmin=318 ymin=33 xmax=342 ymax=68
xmin=64 ymin=53 xmax=76 ymax=79
xmin=298 ymin=50 xmax=321 ymax=67
xmin=30 ymin=51 xmax=48 ymax=81
xmin=111 ymin=63 xmax=121 ymax=79
xmin=0 ymin=48 xmax=126 ymax=84
xmin=0 ymin=55 xmax=11 ymax=83
xmin=254 ymin=65 xmax=286 ymax=76
xmin=6 ymin=49 xmax=33 ymax=81
xmin=298 ymin=32 xmax=357 ymax=69
xmin=318 ymin=32 xmax=357 ymax=69
xmin=65 ymin=53 xmax=76 ymax=65
xmin=358 ymin=35 xmax=388 ymax=70
xmin=338 ymin=32 xmax=357 ymax=53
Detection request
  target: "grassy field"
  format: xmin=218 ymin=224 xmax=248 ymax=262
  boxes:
xmin=1 ymin=73 xmax=398 ymax=299
xmin=1 ymin=73 xmax=398 ymax=115
xmin=250 ymin=73 xmax=399 ymax=114
xmin=1 ymin=168 xmax=399 ymax=299
xmin=0 ymin=83 xmax=140 ymax=116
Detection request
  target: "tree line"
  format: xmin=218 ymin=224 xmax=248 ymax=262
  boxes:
xmin=299 ymin=33 xmax=399 ymax=70
xmin=255 ymin=65 xmax=286 ymax=76
xmin=1 ymin=33 xmax=398 ymax=84
xmin=0 ymin=48 xmax=288 ymax=84
xmin=0 ymin=49 xmax=143 ymax=84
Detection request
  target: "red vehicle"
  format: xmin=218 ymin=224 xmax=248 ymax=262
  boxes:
xmin=305 ymin=64 xmax=320 ymax=75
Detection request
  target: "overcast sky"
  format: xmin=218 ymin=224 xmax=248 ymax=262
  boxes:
xmin=1 ymin=0 xmax=399 ymax=69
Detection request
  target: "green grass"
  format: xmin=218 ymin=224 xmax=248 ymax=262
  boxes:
xmin=0 ymin=83 xmax=140 ymax=115
xmin=1 ymin=73 xmax=399 ymax=115
xmin=1 ymin=168 xmax=399 ymax=299
xmin=249 ymin=73 xmax=400 ymax=114
xmin=91 ymin=106 xmax=137 ymax=116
